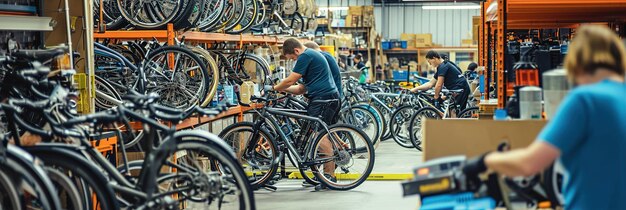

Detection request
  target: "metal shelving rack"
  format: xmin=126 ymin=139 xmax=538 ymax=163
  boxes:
xmin=480 ymin=0 xmax=626 ymax=108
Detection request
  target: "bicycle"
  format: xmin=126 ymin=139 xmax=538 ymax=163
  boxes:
xmin=407 ymin=89 xmax=480 ymax=151
xmin=219 ymin=90 xmax=375 ymax=191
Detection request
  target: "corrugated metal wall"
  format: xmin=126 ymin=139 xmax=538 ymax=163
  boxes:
xmin=315 ymin=1 xmax=480 ymax=46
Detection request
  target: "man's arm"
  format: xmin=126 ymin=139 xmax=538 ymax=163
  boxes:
xmin=433 ymin=76 xmax=445 ymax=99
xmin=485 ymin=141 xmax=560 ymax=177
xmin=410 ymin=78 xmax=436 ymax=92
xmin=284 ymin=84 xmax=306 ymax=95
xmin=274 ymin=72 xmax=302 ymax=91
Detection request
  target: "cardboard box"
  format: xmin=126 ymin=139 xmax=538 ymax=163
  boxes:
xmin=345 ymin=15 xmax=353 ymax=27
xmin=415 ymin=34 xmax=433 ymax=47
xmin=348 ymin=6 xmax=362 ymax=16
xmin=472 ymin=16 xmax=481 ymax=27
xmin=461 ymin=39 xmax=473 ymax=47
xmin=422 ymin=119 xmax=547 ymax=161
xmin=473 ymin=25 xmax=480 ymax=44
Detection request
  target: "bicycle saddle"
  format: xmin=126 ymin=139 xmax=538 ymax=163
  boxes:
xmin=13 ymin=48 xmax=66 ymax=63
xmin=310 ymin=99 xmax=338 ymax=104
xmin=442 ymin=89 xmax=464 ymax=94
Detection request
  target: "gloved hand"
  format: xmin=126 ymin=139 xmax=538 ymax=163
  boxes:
xmin=433 ymin=97 xmax=444 ymax=108
xmin=462 ymin=152 xmax=490 ymax=191
xmin=263 ymin=85 xmax=274 ymax=92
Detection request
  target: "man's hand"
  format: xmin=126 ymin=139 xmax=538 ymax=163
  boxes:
xmin=462 ymin=152 xmax=490 ymax=191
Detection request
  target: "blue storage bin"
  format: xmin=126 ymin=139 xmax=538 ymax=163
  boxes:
xmin=400 ymin=41 xmax=408 ymax=49
xmin=393 ymin=70 xmax=409 ymax=80
xmin=382 ymin=41 xmax=392 ymax=50
xmin=420 ymin=192 xmax=496 ymax=210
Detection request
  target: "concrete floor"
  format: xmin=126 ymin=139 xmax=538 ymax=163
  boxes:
xmin=253 ymin=140 xmax=424 ymax=210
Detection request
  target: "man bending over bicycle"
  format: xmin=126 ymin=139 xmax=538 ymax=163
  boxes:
xmin=265 ymin=38 xmax=341 ymax=184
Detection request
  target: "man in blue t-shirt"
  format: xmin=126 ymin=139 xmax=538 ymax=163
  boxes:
xmin=303 ymin=41 xmax=343 ymax=98
xmin=267 ymin=38 xmax=340 ymax=183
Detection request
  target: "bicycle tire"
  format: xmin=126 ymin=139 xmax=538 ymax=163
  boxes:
xmin=218 ymin=122 xmax=279 ymax=190
xmin=357 ymin=102 xmax=387 ymax=141
xmin=146 ymin=138 xmax=255 ymax=210
xmin=310 ymin=123 xmax=375 ymax=191
xmin=94 ymin=0 xmax=128 ymax=30
xmin=353 ymin=103 xmax=383 ymax=148
xmin=94 ymin=75 xmax=123 ymax=110
xmin=408 ymin=106 xmax=441 ymax=151
xmin=227 ymin=0 xmax=258 ymax=34
xmin=44 ymin=167 xmax=85 ymax=210
xmin=390 ymin=105 xmax=418 ymax=148
xmin=230 ymin=53 xmax=271 ymax=85
xmin=0 ymin=167 xmax=21 ymax=210
xmin=24 ymin=146 xmax=119 ymax=210
xmin=458 ymin=107 xmax=479 ymax=119
xmin=116 ymin=0 xmax=182 ymax=29
xmin=142 ymin=45 xmax=209 ymax=111
xmin=224 ymin=0 xmax=247 ymax=32
xmin=543 ymin=161 xmax=565 ymax=208
xmin=342 ymin=106 xmax=380 ymax=148
xmin=190 ymin=46 xmax=220 ymax=107
xmin=198 ymin=0 xmax=227 ymax=31
xmin=171 ymin=0 xmax=197 ymax=29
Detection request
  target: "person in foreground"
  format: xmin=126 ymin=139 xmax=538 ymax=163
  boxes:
xmin=463 ymin=25 xmax=626 ymax=210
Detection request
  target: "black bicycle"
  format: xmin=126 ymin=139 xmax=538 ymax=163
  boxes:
xmin=219 ymin=90 xmax=375 ymax=191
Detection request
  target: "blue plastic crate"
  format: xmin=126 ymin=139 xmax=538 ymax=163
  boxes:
xmin=382 ymin=41 xmax=392 ymax=50
xmin=420 ymin=192 xmax=496 ymax=210
xmin=399 ymin=41 xmax=408 ymax=49
xmin=393 ymin=70 xmax=409 ymax=80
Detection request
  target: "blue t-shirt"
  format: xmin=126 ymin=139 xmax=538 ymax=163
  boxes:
xmin=538 ymin=79 xmax=626 ymax=210
xmin=293 ymin=48 xmax=338 ymax=97
xmin=320 ymin=51 xmax=343 ymax=97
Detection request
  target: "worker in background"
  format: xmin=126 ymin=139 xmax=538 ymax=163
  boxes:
xmin=354 ymin=53 xmax=368 ymax=83
xmin=463 ymin=25 xmax=626 ymax=210
xmin=409 ymin=50 xmax=471 ymax=111
xmin=266 ymin=38 xmax=340 ymax=186
xmin=464 ymin=62 xmax=479 ymax=81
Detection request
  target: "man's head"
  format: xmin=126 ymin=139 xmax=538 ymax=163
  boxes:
xmin=353 ymin=53 xmax=363 ymax=63
xmin=467 ymin=62 xmax=478 ymax=72
xmin=303 ymin=41 xmax=321 ymax=51
xmin=283 ymin=38 xmax=306 ymax=60
xmin=425 ymin=50 xmax=443 ymax=67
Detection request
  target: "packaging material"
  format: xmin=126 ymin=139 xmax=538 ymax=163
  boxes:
xmin=345 ymin=15 xmax=353 ymax=27
xmin=401 ymin=33 xmax=416 ymax=48
xmin=348 ymin=6 xmax=362 ymax=16
xmin=422 ymin=119 xmax=547 ymax=161
xmin=415 ymin=34 xmax=433 ymax=47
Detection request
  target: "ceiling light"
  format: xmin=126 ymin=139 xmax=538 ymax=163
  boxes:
xmin=422 ymin=5 xmax=481 ymax=10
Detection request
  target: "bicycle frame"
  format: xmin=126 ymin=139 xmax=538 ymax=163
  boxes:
xmin=247 ymin=105 xmax=342 ymax=167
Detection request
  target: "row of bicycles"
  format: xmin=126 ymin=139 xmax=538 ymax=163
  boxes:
xmin=336 ymin=77 xmax=479 ymax=152
xmin=95 ymin=0 xmax=319 ymax=34
xmin=94 ymin=38 xmax=273 ymax=115
xmin=0 ymin=46 xmax=259 ymax=209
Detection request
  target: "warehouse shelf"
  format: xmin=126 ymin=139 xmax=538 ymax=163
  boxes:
xmin=174 ymin=104 xmax=263 ymax=130
xmin=94 ymin=28 xmax=282 ymax=44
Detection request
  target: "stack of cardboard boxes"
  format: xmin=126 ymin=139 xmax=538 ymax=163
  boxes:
xmin=400 ymin=33 xmax=433 ymax=48
xmin=346 ymin=6 xmax=374 ymax=27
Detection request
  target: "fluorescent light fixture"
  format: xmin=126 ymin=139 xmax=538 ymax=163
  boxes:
xmin=318 ymin=7 xmax=349 ymax=11
xmin=422 ymin=5 xmax=480 ymax=10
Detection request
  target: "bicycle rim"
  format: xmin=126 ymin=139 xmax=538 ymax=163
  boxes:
xmin=345 ymin=107 xmax=380 ymax=148
xmin=310 ymin=124 xmax=375 ymax=190
xmin=227 ymin=0 xmax=258 ymax=34
xmin=408 ymin=107 xmax=441 ymax=151
xmin=390 ymin=105 xmax=418 ymax=148
xmin=190 ymin=46 xmax=220 ymax=107
xmin=116 ymin=0 xmax=182 ymax=29
xmin=0 ymin=169 xmax=21 ymax=210
xmin=218 ymin=122 xmax=278 ymax=190
xmin=44 ymin=167 xmax=85 ymax=210
xmin=143 ymin=46 xmax=209 ymax=111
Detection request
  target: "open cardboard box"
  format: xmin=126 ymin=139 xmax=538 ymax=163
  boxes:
xmin=422 ymin=119 xmax=547 ymax=161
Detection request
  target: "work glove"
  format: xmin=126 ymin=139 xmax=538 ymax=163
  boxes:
xmin=462 ymin=152 xmax=490 ymax=191
xmin=263 ymin=85 xmax=274 ymax=92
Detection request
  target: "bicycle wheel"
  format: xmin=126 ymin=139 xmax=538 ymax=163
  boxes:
xmin=44 ymin=167 xmax=84 ymax=210
xmin=368 ymin=101 xmax=391 ymax=139
xmin=218 ymin=122 xmax=279 ymax=190
xmin=458 ymin=107 xmax=479 ymax=119
xmin=142 ymin=46 xmax=209 ymax=111
xmin=341 ymin=106 xmax=380 ymax=149
xmin=198 ymin=0 xmax=227 ymax=31
xmin=354 ymin=102 xmax=385 ymax=144
xmin=227 ymin=0 xmax=258 ymax=34
xmin=390 ymin=105 xmax=418 ymax=148
xmin=116 ymin=0 xmax=183 ymax=29
xmin=224 ymin=0 xmax=247 ymax=32
xmin=544 ymin=160 xmax=565 ymax=208
xmin=94 ymin=75 xmax=122 ymax=110
xmin=310 ymin=124 xmax=375 ymax=191
xmin=408 ymin=106 xmax=441 ymax=151
xmin=0 ymin=168 xmax=21 ymax=210
xmin=94 ymin=0 xmax=128 ymax=30
xmin=231 ymin=53 xmax=271 ymax=85
xmin=24 ymin=146 xmax=119 ymax=210
xmin=190 ymin=46 xmax=220 ymax=107
xmin=151 ymin=139 xmax=255 ymax=210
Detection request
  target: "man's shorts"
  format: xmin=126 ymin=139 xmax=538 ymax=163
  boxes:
xmin=307 ymin=93 xmax=340 ymax=127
